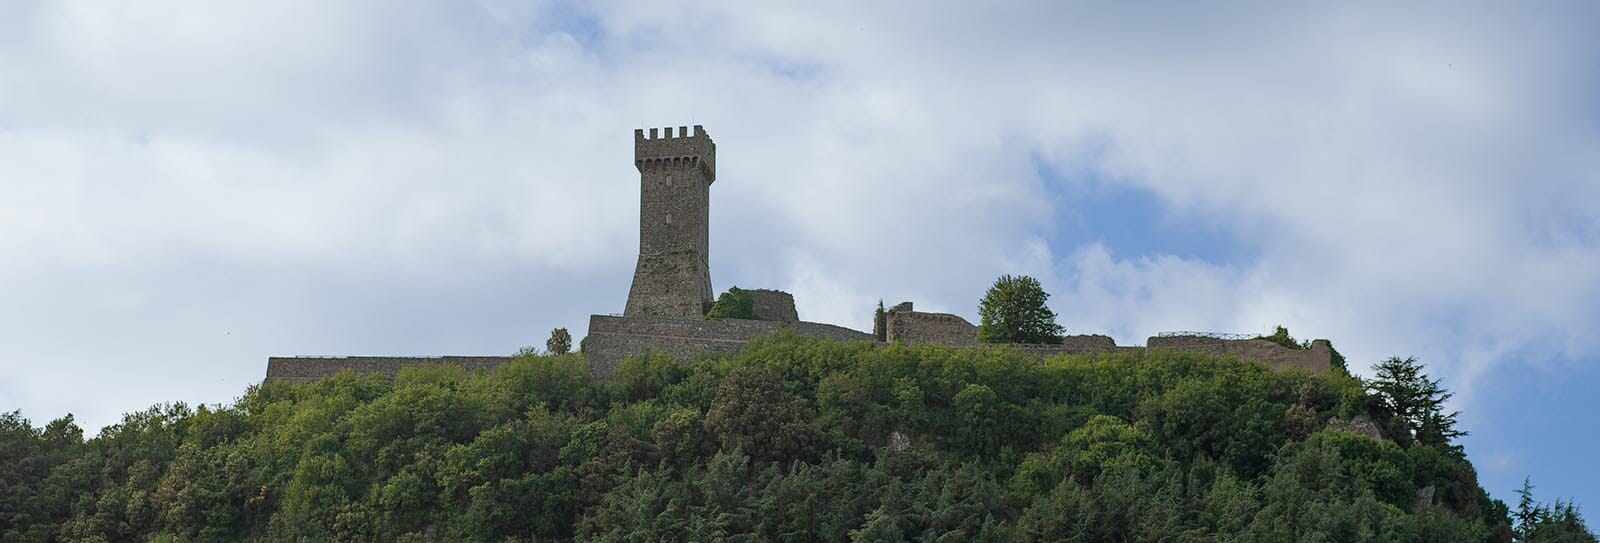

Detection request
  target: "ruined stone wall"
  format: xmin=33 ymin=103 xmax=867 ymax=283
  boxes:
xmin=583 ymin=314 xmax=873 ymax=378
xmin=968 ymin=335 xmax=1118 ymax=359
xmin=1059 ymin=334 xmax=1119 ymax=351
xmin=265 ymin=355 xmax=513 ymax=384
xmin=746 ymin=289 xmax=798 ymax=322
xmin=1223 ymin=339 xmax=1332 ymax=373
xmin=264 ymin=330 xmax=1326 ymax=385
xmin=884 ymin=310 xmax=978 ymax=347
xmin=1146 ymin=335 xmax=1228 ymax=355
xmin=1147 ymin=335 xmax=1331 ymax=373
xmin=881 ymin=306 xmax=1119 ymax=357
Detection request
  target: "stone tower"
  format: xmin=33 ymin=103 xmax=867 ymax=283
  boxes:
xmin=625 ymin=125 xmax=716 ymax=318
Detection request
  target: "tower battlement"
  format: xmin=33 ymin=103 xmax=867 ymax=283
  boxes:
xmin=634 ymin=125 xmax=715 ymax=182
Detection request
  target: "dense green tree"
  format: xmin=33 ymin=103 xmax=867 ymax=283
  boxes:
xmin=1256 ymin=325 xmax=1308 ymax=350
xmin=0 ymin=411 xmax=81 ymax=543
xmin=977 ymin=274 xmax=1063 ymax=344
xmin=705 ymin=286 xmax=757 ymax=320
xmin=703 ymin=365 xmax=821 ymax=462
xmin=1520 ymin=478 xmax=1543 ymax=541
xmin=1515 ymin=478 xmax=1598 ymax=543
xmin=547 ymin=327 xmax=573 ymax=355
xmin=1369 ymin=356 xmax=1464 ymax=447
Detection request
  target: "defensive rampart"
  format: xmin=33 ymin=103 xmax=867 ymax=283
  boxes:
xmin=876 ymin=302 xmax=1328 ymax=372
xmin=583 ymin=314 xmax=874 ymax=378
xmin=885 ymin=309 xmax=978 ymax=347
xmin=746 ymin=289 xmax=799 ymax=322
xmin=879 ymin=303 xmax=1119 ymax=357
xmin=1147 ymin=335 xmax=1333 ymax=373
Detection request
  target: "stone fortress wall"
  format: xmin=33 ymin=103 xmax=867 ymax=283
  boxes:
xmin=1147 ymin=334 xmax=1333 ymax=374
xmin=264 ymin=124 xmax=1332 ymax=385
xmin=747 ymin=289 xmax=799 ymax=322
xmin=582 ymin=312 xmax=872 ymax=378
xmin=875 ymin=302 xmax=1117 ymax=354
xmin=877 ymin=302 xmax=978 ymax=347
xmin=870 ymin=302 xmax=1329 ymax=372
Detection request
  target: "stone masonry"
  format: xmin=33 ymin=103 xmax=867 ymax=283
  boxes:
xmin=582 ymin=314 xmax=872 ymax=378
xmin=882 ymin=302 xmax=979 ymax=347
xmin=625 ymin=126 xmax=716 ymax=318
xmin=875 ymin=302 xmax=1329 ymax=372
xmin=581 ymin=125 xmax=878 ymax=377
xmin=747 ymin=289 xmax=799 ymax=323
xmin=1147 ymin=335 xmax=1334 ymax=373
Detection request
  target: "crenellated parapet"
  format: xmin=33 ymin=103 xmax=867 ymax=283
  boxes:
xmin=634 ymin=125 xmax=715 ymax=183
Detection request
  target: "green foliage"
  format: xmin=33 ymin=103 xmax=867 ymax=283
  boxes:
xmin=1059 ymin=415 xmax=1157 ymax=483
xmin=0 ymin=336 xmax=1582 ymax=541
xmin=1368 ymin=356 xmax=1464 ymax=448
xmin=0 ymin=411 xmax=82 ymax=543
xmin=705 ymin=286 xmax=757 ymax=320
xmin=704 ymin=366 xmax=822 ymax=463
xmin=1329 ymin=342 xmax=1351 ymax=375
xmin=546 ymin=327 xmax=573 ymax=355
xmin=1256 ymin=325 xmax=1309 ymax=350
xmin=977 ymin=274 xmax=1064 ymax=344
xmin=1516 ymin=478 xmax=1597 ymax=543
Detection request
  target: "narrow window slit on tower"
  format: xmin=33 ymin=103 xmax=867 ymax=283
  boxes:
xmin=666 ymin=175 xmax=673 ymax=187
xmin=666 ymin=213 xmax=672 ymax=225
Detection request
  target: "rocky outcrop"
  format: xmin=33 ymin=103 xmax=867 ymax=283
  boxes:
xmin=1325 ymin=414 xmax=1385 ymax=441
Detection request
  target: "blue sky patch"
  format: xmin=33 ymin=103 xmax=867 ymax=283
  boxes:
xmin=1459 ymin=352 xmax=1600 ymax=512
xmin=1033 ymin=154 xmax=1255 ymax=266
xmin=535 ymin=1 xmax=605 ymax=51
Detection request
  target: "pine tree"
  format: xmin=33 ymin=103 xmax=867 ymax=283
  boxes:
xmin=1368 ymin=356 xmax=1464 ymax=447
xmin=546 ymin=327 xmax=573 ymax=355
xmin=1518 ymin=478 xmax=1541 ymax=542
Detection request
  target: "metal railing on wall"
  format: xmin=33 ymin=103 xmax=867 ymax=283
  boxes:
xmin=1156 ymin=331 xmax=1257 ymax=341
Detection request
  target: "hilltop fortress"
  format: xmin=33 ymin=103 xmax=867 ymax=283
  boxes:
xmin=265 ymin=125 xmax=1330 ymax=384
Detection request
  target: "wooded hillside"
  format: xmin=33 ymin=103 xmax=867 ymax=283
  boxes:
xmin=1 ymin=334 xmax=1592 ymax=542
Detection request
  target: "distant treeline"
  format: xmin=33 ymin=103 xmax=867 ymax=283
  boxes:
xmin=0 ymin=334 xmax=1592 ymax=542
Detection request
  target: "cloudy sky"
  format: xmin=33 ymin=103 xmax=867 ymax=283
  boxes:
xmin=2 ymin=1 xmax=1597 ymax=509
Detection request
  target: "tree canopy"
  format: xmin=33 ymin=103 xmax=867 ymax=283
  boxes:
xmin=976 ymin=274 xmax=1064 ymax=344
xmin=1368 ymin=356 xmax=1464 ymax=448
xmin=547 ymin=327 xmax=573 ymax=355
xmin=705 ymin=286 xmax=757 ymax=320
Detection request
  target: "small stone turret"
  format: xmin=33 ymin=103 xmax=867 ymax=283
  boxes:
xmin=625 ymin=125 xmax=717 ymax=318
